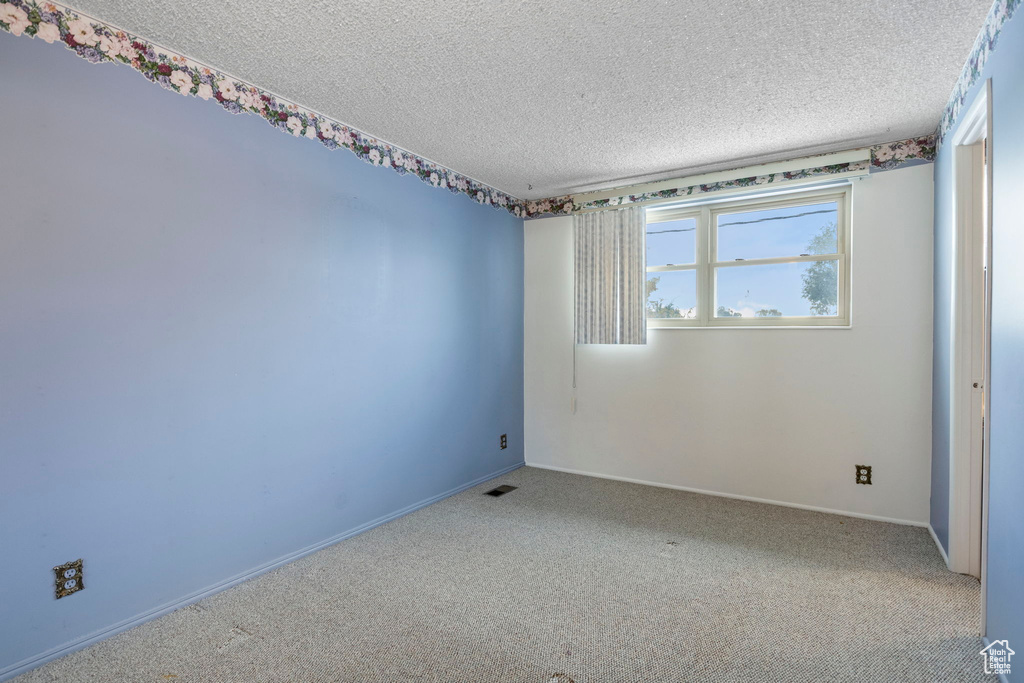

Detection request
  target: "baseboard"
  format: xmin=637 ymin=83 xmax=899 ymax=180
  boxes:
xmin=526 ymin=462 xmax=929 ymax=527
xmin=982 ymin=637 xmax=1011 ymax=683
xmin=928 ymin=524 xmax=951 ymax=567
xmin=0 ymin=461 xmax=524 ymax=682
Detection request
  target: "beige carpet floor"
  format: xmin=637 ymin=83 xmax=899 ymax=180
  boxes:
xmin=15 ymin=466 xmax=984 ymax=682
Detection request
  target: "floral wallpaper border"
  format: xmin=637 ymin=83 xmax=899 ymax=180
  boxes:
xmin=0 ymin=1 xmax=530 ymax=218
xmin=0 ymin=0 xmax=998 ymax=222
xmin=522 ymin=0 xmax=1022 ymax=219
xmin=568 ymin=160 xmax=872 ymax=214
xmin=937 ymin=0 xmax=1020 ymax=146
xmin=524 ymin=136 xmax=936 ymax=219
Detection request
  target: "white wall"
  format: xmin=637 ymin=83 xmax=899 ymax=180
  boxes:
xmin=524 ymin=163 xmax=934 ymax=524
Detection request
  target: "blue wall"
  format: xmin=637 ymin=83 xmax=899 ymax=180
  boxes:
xmin=931 ymin=7 xmax=1024 ymax=669
xmin=0 ymin=32 xmax=524 ymax=677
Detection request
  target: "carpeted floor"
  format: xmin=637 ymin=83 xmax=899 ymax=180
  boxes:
xmin=15 ymin=467 xmax=984 ymax=682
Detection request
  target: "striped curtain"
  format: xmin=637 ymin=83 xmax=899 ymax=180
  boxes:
xmin=574 ymin=206 xmax=647 ymax=344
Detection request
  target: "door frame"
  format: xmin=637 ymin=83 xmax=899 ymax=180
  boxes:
xmin=947 ymin=80 xmax=992 ymax=624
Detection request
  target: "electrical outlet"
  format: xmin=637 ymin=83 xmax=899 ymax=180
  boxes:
xmin=53 ymin=559 xmax=84 ymax=599
xmin=855 ymin=465 xmax=872 ymax=485
xmin=500 ymin=434 xmax=507 ymax=450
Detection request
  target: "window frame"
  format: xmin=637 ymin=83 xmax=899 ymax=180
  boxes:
xmin=645 ymin=185 xmax=852 ymax=328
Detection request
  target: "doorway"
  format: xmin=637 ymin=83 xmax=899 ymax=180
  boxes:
xmin=948 ymin=80 xmax=992 ymax=633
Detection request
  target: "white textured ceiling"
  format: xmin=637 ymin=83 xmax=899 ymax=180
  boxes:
xmin=71 ymin=0 xmax=992 ymax=199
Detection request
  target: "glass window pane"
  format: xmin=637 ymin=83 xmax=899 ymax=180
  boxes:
xmin=647 ymin=217 xmax=696 ymax=266
xmin=717 ymin=201 xmax=838 ymax=261
xmin=647 ymin=270 xmax=697 ymax=319
xmin=715 ymin=261 xmax=838 ymax=317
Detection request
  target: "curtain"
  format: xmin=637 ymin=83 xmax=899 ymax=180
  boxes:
xmin=574 ymin=206 xmax=647 ymax=344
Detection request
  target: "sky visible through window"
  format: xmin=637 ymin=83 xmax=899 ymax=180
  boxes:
xmin=646 ymin=202 xmax=839 ymax=318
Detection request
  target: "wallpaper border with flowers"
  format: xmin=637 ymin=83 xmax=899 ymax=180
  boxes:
xmin=1 ymin=0 xmax=1005 ymax=222
xmin=524 ymin=136 xmax=937 ymax=219
xmin=937 ymin=0 xmax=1020 ymax=146
xmin=0 ymin=0 xmax=530 ymax=218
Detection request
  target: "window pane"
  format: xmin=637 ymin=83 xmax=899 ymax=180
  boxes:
xmin=715 ymin=261 xmax=838 ymax=317
xmin=647 ymin=217 xmax=696 ymax=266
xmin=717 ymin=201 xmax=838 ymax=261
xmin=647 ymin=270 xmax=697 ymax=319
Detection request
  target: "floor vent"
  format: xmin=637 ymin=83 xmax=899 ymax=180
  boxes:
xmin=485 ymin=485 xmax=517 ymax=497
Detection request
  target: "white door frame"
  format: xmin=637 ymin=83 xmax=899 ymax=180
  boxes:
xmin=947 ymin=79 xmax=992 ymax=620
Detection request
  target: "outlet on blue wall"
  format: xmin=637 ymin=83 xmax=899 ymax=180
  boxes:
xmin=0 ymin=30 xmax=524 ymax=678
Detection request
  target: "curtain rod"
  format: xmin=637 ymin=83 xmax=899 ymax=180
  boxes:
xmin=573 ymin=174 xmax=865 ymax=215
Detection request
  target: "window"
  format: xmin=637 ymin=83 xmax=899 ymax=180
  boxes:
xmin=645 ymin=186 xmax=850 ymax=327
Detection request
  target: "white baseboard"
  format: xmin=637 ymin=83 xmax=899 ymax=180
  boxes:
xmin=928 ymin=524 xmax=951 ymax=567
xmin=0 ymin=461 xmax=524 ymax=682
xmin=526 ymin=462 xmax=929 ymax=527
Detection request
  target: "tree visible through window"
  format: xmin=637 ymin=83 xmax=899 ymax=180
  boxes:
xmin=801 ymin=223 xmax=839 ymax=316
xmin=644 ymin=187 xmax=849 ymax=327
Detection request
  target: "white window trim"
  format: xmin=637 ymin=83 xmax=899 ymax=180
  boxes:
xmin=646 ymin=185 xmax=852 ymax=329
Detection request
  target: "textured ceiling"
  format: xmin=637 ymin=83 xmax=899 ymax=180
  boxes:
xmin=69 ymin=0 xmax=992 ymax=199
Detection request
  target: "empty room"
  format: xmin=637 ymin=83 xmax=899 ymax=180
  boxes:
xmin=1 ymin=1 xmax=1022 ymax=681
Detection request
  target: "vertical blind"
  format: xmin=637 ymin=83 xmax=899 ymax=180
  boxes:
xmin=574 ymin=206 xmax=647 ymax=344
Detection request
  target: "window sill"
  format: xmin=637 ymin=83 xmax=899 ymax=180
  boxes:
xmin=648 ymin=324 xmax=852 ymax=330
